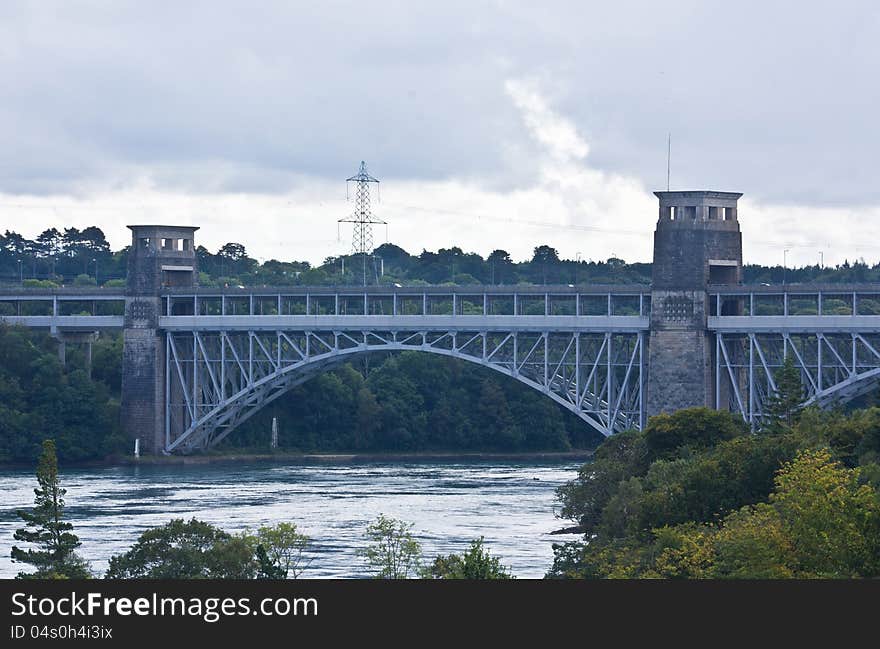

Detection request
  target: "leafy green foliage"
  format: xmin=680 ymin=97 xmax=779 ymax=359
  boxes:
xmin=549 ymin=405 xmax=880 ymax=579
xmin=0 ymin=325 xmax=124 ymax=463
xmin=105 ymin=518 xmax=257 ymax=579
xmin=424 ymin=537 xmax=514 ymax=579
xmin=359 ymin=514 xmax=422 ymax=579
xmin=643 ymin=407 xmax=747 ymax=461
xmin=255 ymin=544 xmax=286 ymax=579
xmin=11 ymin=440 xmax=91 ymax=579
xmin=243 ymin=522 xmax=310 ymax=579
xmin=763 ymin=355 xmax=805 ymax=432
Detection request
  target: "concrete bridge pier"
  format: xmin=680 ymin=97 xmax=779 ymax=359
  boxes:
xmin=120 ymin=225 xmax=198 ymax=455
xmin=53 ymin=330 xmax=100 ymax=376
xmin=646 ymin=191 xmax=743 ymax=417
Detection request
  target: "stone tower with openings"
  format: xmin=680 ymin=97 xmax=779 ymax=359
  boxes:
xmin=646 ymin=191 xmax=742 ymax=418
xmin=121 ymin=225 xmax=199 ymax=455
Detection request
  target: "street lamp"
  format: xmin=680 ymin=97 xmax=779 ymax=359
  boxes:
xmin=575 ymin=252 xmax=582 ymax=285
xmin=92 ymin=258 xmax=98 ymax=286
xmin=783 ymin=249 xmax=789 ymax=285
xmin=17 ymin=258 xmax=22 ymax=285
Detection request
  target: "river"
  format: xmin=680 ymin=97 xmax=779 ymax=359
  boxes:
xmin=0 ymin=459 xmax=585 ymax=579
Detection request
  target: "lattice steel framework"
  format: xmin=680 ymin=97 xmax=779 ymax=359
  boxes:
xmin=338 ymin=161 xmax=386 ymax=286
xmin=715 ymin=331 xmax=880 ymax=428
xmin=164 ymin=329 xmax=646 ymax=453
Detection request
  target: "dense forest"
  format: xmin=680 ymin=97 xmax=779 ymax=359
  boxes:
xmin=3 ymin=225 xmax=880 ymax=288
xmin=0 ymin=325 xmax=123 ymax=463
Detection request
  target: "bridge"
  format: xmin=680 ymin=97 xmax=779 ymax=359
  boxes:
xmin=2 ymin=192 xmax=880 ymax=454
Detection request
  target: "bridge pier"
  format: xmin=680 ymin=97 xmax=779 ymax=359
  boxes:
xmin=120 ymin=225 xmax=198 ymax=455
xmin=646 ymin=191 xmax=743 ymax=418
xmin=52 ymin=330 xmax=99 ymax=377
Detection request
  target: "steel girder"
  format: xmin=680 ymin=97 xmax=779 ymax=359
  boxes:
xmin=714 ymin=331 xmax=880 ymax=428
xmin=164 ymin=329 xmax=646 ymax=453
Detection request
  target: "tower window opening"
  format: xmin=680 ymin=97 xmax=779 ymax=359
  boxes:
xmin=708 ymin=206 xmax=719 ymax=220
xmin=685 ymin=206 xmax=697 ymax=220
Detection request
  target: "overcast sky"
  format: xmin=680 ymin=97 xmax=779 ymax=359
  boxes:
xmin=1 ymin=1 xmax=878 ymax=267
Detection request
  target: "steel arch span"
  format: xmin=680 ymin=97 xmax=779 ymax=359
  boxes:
xmin=164 ymin=328 xmax=646 ymax=453
xmin=714 ymin=331 xmax=880 ymax=428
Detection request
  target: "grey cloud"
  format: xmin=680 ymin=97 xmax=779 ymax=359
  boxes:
xmin=0 ymin=1 xmax=878 ymax=205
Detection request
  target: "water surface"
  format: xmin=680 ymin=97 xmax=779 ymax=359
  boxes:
xmin=0 ymin=460 xmax=583 ymax=578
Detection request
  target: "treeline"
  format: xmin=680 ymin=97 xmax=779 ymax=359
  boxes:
xmin=0 ymin=324 xmax=599 ymax=463
xmin=549 ymin=368 xmax=880 ymax=578
xmin=0 ymin=227 xmax=125 ymax=287
xmin=5 ymin=224 xmax=880 ymax=288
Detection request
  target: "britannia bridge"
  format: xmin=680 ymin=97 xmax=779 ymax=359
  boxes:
xmin=3 ymin=191 xmax=880 ymax=454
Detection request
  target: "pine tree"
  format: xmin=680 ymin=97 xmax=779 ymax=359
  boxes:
xmin=11 ymin=439 xmax=90 ymax=578
xmin=763 ymin=355 xmax=805 ymax=433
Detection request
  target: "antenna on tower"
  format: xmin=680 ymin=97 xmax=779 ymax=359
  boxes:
xmin=338 ymin=161 xmax=387 ymax=286
xmin=666 ymin=132 xmax=671 ymax=191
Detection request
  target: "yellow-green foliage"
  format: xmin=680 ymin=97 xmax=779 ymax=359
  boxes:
xmin=555 ymin=448 xmax=880 ymax=579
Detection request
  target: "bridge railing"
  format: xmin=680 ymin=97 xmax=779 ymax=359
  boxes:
xmin=709 ymin=284 xmax=880 ymax=317
xmin=0 ymin=290 xmax=125 ymax=318
xmin=161 ymin=284 xmax=653 ymax=319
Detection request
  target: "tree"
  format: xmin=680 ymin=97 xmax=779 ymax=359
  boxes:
xmin=532 ymin=245 xmax=560 ymax=284
xmin=487 ymin=249 xmax=514 ymax=284
xmin=643 ymin=407 xmax=745 ymax=461
xmin=764 ymin=355 xmax=805 ymax=432
xmin=424 ymin=537 xmax=514 ymax=579
xmin=11 ymin=440 xmax=91 ymax=579
xmin=712 ymin=505 xmax=796 ymax=579
xmin=105 ymin=518 xmax=257 ymax=579
xmin=255 ymin=544 xmax=286 ymax=579
xmin=768 ymin=448 xmax=880 ymax=577
xmin=359 ymin=514 xmax=422 ymax=579
xmin=246 ymin=522 xmax=310 ymax=579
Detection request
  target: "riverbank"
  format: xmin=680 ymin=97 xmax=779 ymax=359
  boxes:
xmin=116 ymin=450 xmax=594 ymax=466
xmin=0 ymin=450 xmax=594 ymax=470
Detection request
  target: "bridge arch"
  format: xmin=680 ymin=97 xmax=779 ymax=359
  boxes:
xmin=164 ymin=329 xmax=646 ymax=453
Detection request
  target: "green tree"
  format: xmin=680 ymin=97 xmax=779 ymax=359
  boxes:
xmin=424 ymin=537 xmax=514 ymax=579
xmin=643 ymin=407 xmax=745 ymax=461
xmin=764 ymin=355 xmax=805 ymax=432
xmin=246 ymin=522 xmax=310 ymax=579
xmin=11 ymin=440 xmax=91 ymax=579
xmin=255 ymin=544 xmax=286 ymax=579
xmin=769 ymin=448 xmax=880 ymax=577
xmin=105 ymin=518 xmax=257 ymax=579
xmin=359 ymin=514 xmax=422 ymax=579
xmin=712 ymin=505 xmax=796 ymax=578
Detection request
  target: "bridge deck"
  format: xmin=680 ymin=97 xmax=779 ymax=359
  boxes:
xmin=2 ymin=283 xmax=880 ymax=333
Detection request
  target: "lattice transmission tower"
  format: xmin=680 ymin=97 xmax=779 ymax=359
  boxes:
xmin=338 ymin=161 xmax=386 ymax=286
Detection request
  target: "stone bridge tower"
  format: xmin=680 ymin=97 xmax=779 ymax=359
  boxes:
xmin=646 ymin=191 xmax=742 ymax=417
xmin=121 ymin=225 xmax=199 ymax=455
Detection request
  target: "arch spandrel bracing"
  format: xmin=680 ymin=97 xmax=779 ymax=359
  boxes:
xmin=163 ymin=327 xmax=646 ymax=453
